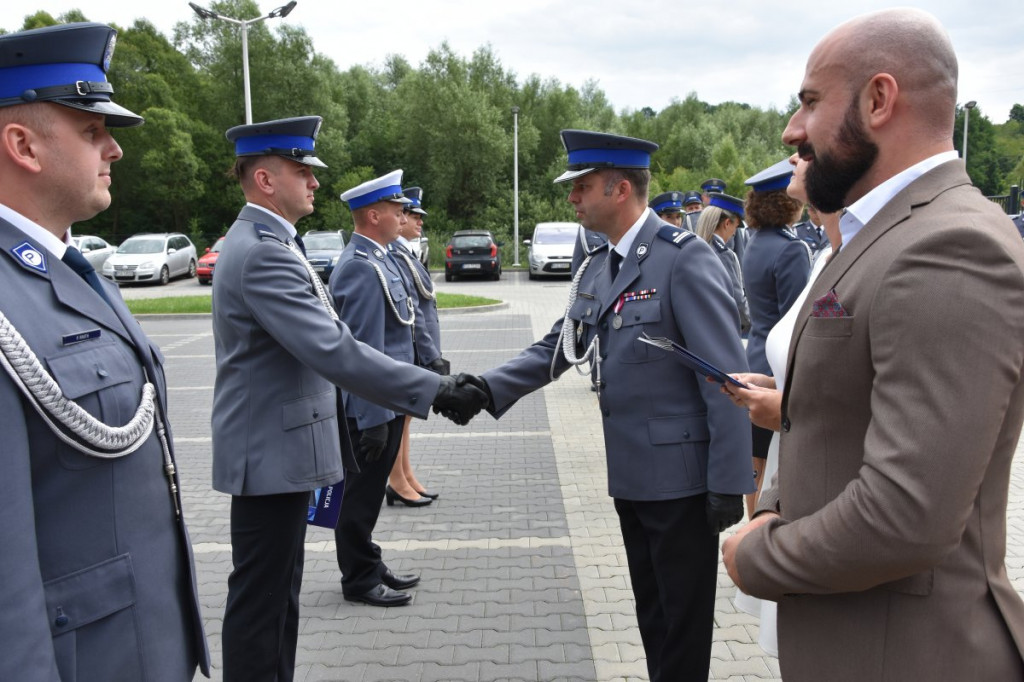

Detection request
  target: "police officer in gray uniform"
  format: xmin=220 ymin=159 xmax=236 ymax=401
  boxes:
xmin=0 ymin=23 xmax=209 ymax=681
xmin=331 ymin=170 xmax=426 ymax=607
xmin=697 ymin=193 xmax=751 ymax=335
xmin=649 ymin=190 xmax=686 ymax=228
xmin=393 ymin=186 xmax=445 ymax=374
xmin=793 ymin=205 xmax=830 ymax=255
xmin=213 ymin=122 xmax=488 ymax=680
xmin=469 ymin=130 xmax=753 ymax=682
xmin=739 ymin=159 xmax=811 ymax=505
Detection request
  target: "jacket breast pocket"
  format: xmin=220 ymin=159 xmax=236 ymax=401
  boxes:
xmin=648 ymin=414 xmax=710 ymax=493
xmin=804 ymin=315 xmax=854 ymax=338
xmin=45 ymin=554 xmax=143 ymax=681
xmin=618 ymin=299 xmax=664 ymax=364
xmin=46 ymin=341 xmax=139 ymax=470
xmin=281 ymin=389 xmax=341 ymax=483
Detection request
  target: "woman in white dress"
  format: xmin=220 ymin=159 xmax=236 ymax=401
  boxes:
xmin=725 ymin=153 xmax=841 ymax=655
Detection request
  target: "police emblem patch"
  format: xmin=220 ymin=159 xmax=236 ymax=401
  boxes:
xmin=12 ymin=241 xmax=47 ymax=273
xmin=373 ymin=248 xmax=384 ymax=259
xmin=636 ymin=243 xmax=649 ymax=258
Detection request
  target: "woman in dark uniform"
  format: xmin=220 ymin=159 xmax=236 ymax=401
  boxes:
xmin=739 ymin=159 xmax=811 ymax=514
xmin=696 ymin=193 xmax=750 ymax=335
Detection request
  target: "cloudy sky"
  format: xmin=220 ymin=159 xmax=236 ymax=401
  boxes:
xmin=9 ymin=1 xmax=1024 ymax=123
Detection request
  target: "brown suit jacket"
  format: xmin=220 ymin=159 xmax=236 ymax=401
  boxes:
xmin=737 ymin=160 xmax=1024 ymax=681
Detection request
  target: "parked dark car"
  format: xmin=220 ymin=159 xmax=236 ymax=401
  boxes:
xmin=303 ymin=230 xmax=346 ymax=282
xmin=444 ymin=230 xmax=501 ymax=281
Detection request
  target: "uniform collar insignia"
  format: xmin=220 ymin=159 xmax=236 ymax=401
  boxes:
xmin=11 ymin=241 xmax=47 ymax=274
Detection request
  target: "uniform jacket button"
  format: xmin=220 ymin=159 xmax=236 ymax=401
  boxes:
xmin=410 ymin=396 xmax=418 ymax=404
xmin=96 ymin=367 xmax=109 ymax=378
xmin=313 ymin=409 xmax=319 ymax=418
xmin=683 ymin=431 xmax=690 ymax=439
xmin=600 ymin=322 xmax=607 ymax=330
xmin=782 ymin=417 xmax=791 ymax=432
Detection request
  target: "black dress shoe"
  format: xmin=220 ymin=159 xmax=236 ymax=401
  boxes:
xmin=344 ymin=584 xmax=411 ymax=607
xmin=385 ymin=484 xmax=432 ymax=507
xmin=382 ymin=569 xmax=420 ymax=590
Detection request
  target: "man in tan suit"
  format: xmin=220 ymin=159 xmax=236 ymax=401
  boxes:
xmin=722 ymin=9 xmax=1024 ymax=680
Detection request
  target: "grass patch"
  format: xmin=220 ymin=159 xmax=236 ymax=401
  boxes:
xmin=126 ymin=296 xmax=213 ymax=315
xmin=436 ymin=292 xmax=499 ymax=309
xmin=126 ymin=291 xmax=498 ymax=314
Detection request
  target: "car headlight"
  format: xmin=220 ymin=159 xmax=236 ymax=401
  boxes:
xmin=138 ymin=261 xmax=155 ymax=270
xmin=331 ymin=255 xmax=340 ymax=265
xmin=102 ymin=261 xmax=113 ymax=272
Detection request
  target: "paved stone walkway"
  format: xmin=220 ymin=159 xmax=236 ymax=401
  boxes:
xmin=140 ymin=270 xmax=1024 ymax=682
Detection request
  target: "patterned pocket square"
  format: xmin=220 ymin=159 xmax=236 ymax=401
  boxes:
xmin=811 ymin=288 xmax=849 ymax=318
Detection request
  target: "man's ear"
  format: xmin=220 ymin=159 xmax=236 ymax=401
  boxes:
xmin=0 ymin=123 xmax=44 ymax=174
xmin=252 ymin=166 xmax=275 ymax=194
xmin=864 ymin=73 xmax=898 ymax=130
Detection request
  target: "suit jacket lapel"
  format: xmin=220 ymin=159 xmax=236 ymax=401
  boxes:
xmin=784 ymin=160 xmax=972 ymax=392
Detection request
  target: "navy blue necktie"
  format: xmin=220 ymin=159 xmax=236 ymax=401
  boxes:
xmin=63 ymin=247 xmax=114 ymax=308
xmin=293 ymin=234 xmax=307 ymax=256
xmin=609 ymin=250 xmax=622 ymax=279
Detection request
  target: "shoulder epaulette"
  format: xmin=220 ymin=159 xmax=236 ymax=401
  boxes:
xmin=354 ymin=248 xmax=369 ymax=260
xmin=253 ymin=223 xmax=282 ymax=242
xmin=657 ymin=224 xmax=696 ymax=248
xmin=712 ymin=238 xmax=728 ymax=252
xmin=779 ymin=228 xmax=799 ymax=241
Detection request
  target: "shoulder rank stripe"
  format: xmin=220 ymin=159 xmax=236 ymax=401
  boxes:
xmin=656 ymin=224 xmax=696 ymax=247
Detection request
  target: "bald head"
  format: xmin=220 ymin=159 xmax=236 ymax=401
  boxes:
xmin=815 ymin=8 xmax=958 ymax=138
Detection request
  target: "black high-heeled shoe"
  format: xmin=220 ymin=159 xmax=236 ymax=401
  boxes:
xmin=385 ymin=485 xmax=433 ymax=507
xmin=414 ymin=489 xmax=439 ymax=500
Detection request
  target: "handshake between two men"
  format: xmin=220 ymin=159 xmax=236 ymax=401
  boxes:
xmin=431 ymin=373 xmax=491 ymax=425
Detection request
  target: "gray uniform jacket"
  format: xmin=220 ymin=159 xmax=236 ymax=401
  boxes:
xmin=0 ymin=219 xmax=208 ymax=680
xmin=389 ymin=239 xmax=441 ymax=366
xmin=211 ymin=206 xmax=440 ymax=496
xmin=794 ymin=220 xmax=829 ymax=254
xmin=330 ymin=233 xmax=416 ymax=429
xmin=482 ymin=212 xmax=754 ymax=501
xmin=712 ymin=234 xmax=751 ymax=334
xmin=741 ymin=226 xmax=811 ymax=374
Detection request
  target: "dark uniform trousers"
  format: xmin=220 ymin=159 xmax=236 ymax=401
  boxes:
xmin=614 ymin=493 xmax=719 ymax=682
xmin=223 ymin=491 xmax=310 ymax=682
xmin=335 ymin=415 xmax=405 ymax=595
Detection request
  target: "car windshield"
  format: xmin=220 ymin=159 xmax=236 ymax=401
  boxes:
xmin=533 ymin=228 xmax=576 ymax=244
xmin=209 ymin=240 xmax=224 ymax=253
xmin=117 ymin=239 xmax=164 ymax=254
xmin=453 ymin=236 xmax=492 ymax=249
xmin=304 ymin=234 xmax=343 ymax=250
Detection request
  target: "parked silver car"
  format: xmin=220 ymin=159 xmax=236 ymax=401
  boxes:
xmin=525 ymin=222 xmax=578 ymax=279
xmin=71 ymin=235 xmax=116 ymax=270
xmin=102 ymin=233 xmax=198 ymax=285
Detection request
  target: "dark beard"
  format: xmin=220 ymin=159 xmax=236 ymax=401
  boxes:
xmin=800 ymin=99 xmax=879 ymax=213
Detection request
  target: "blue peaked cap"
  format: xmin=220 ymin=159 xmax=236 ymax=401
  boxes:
xmin=403 ymin=186 xmax=428 ymax=215
xmin=745 ymin=158 xmax=794 ymax=193
xmin=226 ymin=116 xmax=327 ymax=168
xmin=0 ymin=22 xmax=142 ymax=127
xmin=701 ymin=178 xmax=727 ymax=193
xmin=649 ymin=191 xmax=684 ymax=213
xmin=708 ymin=193 xmax=745 ymax=218
xmin=554 ymin=129 xmax=659 ymax=184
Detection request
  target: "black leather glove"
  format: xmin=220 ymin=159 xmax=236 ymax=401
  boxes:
xmin=705 ymin=492 xmax=744 ymax=533
xmin=427 ymin=356 xmax=451 ymax=376
xmin=432 ymin=373 xmax=490 ymax=425
xmin=358 ymin=423 xmax=389 ymax=462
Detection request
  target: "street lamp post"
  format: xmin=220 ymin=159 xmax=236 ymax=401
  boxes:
xmin=511 ymin=105 xmax=520 ymax=267
xmin=188 ymin=1 xmax=298 ymax=124
xmin=962 ymin=100 xmax=977 ymax=166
